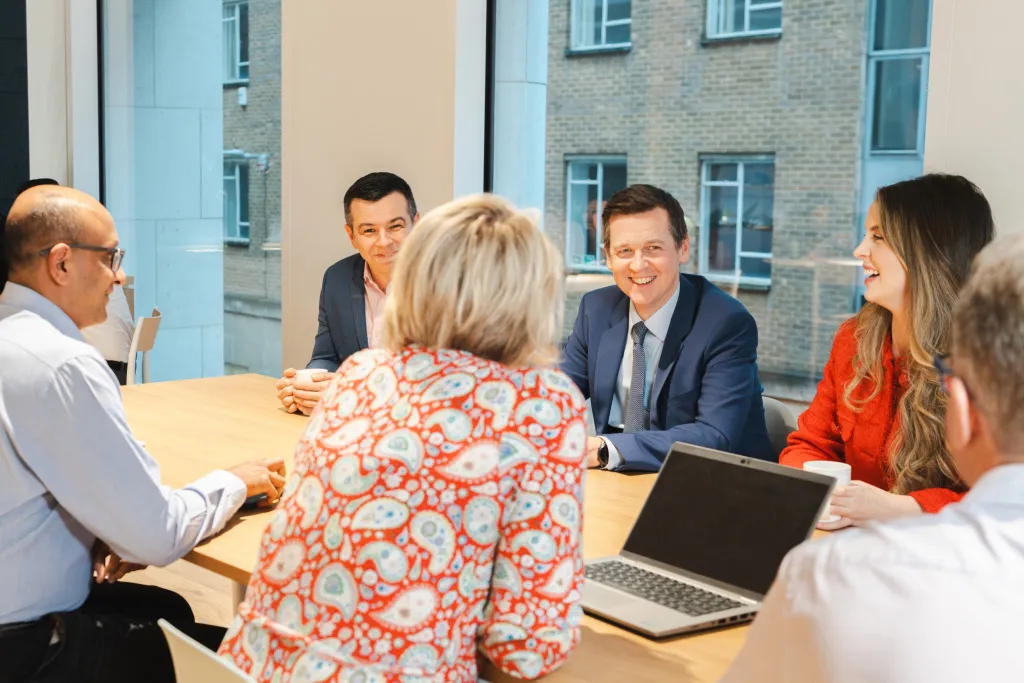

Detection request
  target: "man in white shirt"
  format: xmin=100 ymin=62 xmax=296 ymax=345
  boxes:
xmin=0 ymin=185 xmax=286 ymax=683
xmin=720 ymin=235 xmax=1024 ymax=682
xmin=81 ymin=283 xmax=135 ymax=383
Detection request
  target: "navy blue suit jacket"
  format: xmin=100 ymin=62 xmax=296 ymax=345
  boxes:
xmin=307 ymin=253 xmax=369 ymax=371
xmin=561 ymin=274 xmax=774 ymax=471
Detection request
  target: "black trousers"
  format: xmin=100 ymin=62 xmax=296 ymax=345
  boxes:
xmin=106 ymin=360 xmax=128 ymax=386
xmin=0 ymin=582 xmax=226 ymax=683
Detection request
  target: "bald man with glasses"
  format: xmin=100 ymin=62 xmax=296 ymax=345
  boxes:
xmin=0 ymin=185 xmax=287 ymax=682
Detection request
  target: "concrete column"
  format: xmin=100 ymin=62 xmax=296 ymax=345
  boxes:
xmin=103 ymin=0 xmax=224 ymax=380
xmin=491 ymin=0 xmax=549 ymax=217
xmin=280 ymin=0 xmax=486 ymax=370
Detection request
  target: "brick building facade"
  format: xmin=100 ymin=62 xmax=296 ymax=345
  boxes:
xmin=222 ymin=0 xmax=282 ymax=375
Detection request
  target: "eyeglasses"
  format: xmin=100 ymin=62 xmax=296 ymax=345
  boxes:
xmin=934 ymin=354 xmax=974 ymax=399
xmin=38 ymin=243 xmax=125 ymax=273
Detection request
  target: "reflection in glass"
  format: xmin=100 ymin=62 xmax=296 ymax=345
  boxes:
xmin=874 ymin=0 xmax=930 ymax=51
xmin=872 ymin=58 xmax=922 ymax=151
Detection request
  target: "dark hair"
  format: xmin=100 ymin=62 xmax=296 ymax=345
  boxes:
xmin=3 ymin=187 xmax=81 ymax=273
xmin=343 ymin=172 xmax=417 ymax=227
xmin=601 ymin=184 xmax=687 ymax=250
xmin=15 ymin=178 xmax=59 ymax=195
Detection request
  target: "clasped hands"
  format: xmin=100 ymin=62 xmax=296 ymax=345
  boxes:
xmin=277 ymin=368 xmax=336 ymax=415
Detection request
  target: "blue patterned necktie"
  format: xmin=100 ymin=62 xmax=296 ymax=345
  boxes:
xmin=624 ymin=321 xmax=649 ymax=433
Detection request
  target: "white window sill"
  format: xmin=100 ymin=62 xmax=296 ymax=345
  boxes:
xmin=224 ymin=237 xmax=251 ymax=247
xmin=703 ymin=30 xmax=782 ymax=46
xmin=702 ymin=273 xmax=771 ymax=291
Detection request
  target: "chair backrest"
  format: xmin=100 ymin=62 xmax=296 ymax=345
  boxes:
xmin=763 ymin=396 xmax=798 ymax=459
xmin=122 ymin=275 xmax=135 ymax=320
xmin=158 ymin=619 xmax=255 ymax=683
xmin=127 ymin=307 xmax=162 ymax=385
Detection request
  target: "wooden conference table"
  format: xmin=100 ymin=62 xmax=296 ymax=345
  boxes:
xmin=122 ymin=374 xmax=752 ymax=682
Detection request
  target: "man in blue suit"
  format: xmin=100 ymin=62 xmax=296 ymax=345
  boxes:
xmin=561 ymin=184 xmax=773 ymax=471
xmin=276 ymin=172 xmax=418 ymax=414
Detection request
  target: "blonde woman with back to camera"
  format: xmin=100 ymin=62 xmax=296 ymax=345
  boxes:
xmin=219 ymin=195 xmax=588 ymax=682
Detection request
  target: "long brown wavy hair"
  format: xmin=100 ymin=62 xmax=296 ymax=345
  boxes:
xmin=843 ymin=174 xmax=994 ymax=494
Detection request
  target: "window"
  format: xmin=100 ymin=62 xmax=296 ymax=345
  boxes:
xmin=707 ymin=0 xmax=782 ymax=39
xmin=223 ymin=0 xmax=249 ymax=83
xmin=699 ymin=158 xmax=774 ymax=285
xmin=571 ymin=0 xmax=631 ymax=50
xmin=565 ymin=157 xmax=628 ymax=270
xmin=223 ymin=156 xmax=250 ymax=243
xmin=868 ymin=0 xmax=930 ymax=153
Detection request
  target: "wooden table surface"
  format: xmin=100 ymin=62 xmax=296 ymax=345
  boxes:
xmin=122 ymin=374 xmax=751 ymax=682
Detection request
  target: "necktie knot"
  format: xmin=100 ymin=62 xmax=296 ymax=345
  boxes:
xmin=631 ymin=321 xmax=648 ymax=345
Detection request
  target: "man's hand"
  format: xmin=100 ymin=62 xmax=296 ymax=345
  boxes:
xmin=291 ymin=371 xmax=336 ymax=416
xmin=585 ymin=436 xmax=604 ymax=469
xmin=226 ymin=458 xmax=288 ymax=503
xmin=91 ymin=540 xmax=145 ymax=584
xmin=277 ymin=369 xmax=298 ymax=413
xmin=819 ymin=480 xmax=922 ymax=530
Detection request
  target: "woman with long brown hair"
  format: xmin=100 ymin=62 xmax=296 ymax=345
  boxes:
xmin=781 ymin=173 xmax=994 ymax=528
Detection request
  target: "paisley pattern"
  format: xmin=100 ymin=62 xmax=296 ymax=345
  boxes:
xmin=220 ymin=348 xmax=586 ymax=683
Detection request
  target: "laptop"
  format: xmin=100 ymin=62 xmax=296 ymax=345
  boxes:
xmin=583 ymin=442 xmax=835 ymax=638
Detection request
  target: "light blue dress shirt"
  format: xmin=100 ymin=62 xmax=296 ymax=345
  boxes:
xmin=0 ymin=283 xmax=246 ymax=624
xmin=602 ymin=283 xmax=680 ymax=470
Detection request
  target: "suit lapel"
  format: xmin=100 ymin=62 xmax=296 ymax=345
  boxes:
xmin=349 ymin=256 xmax=369 ymax=350
xmin=651 ymin=275 xmax=700 ymax=406
xmin=593 ymin=295 xmax=630 ymax=431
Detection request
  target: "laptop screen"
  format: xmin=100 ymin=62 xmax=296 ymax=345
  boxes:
xmin=622 ymin=445 xmax=831 ymax=596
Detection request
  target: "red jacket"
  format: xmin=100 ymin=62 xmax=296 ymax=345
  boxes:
xmin=780 ymin=320 xmax=964 ymax=513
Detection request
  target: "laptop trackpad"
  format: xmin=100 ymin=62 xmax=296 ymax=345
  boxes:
xmin=583 ymin=580 xmax=691 ymax=633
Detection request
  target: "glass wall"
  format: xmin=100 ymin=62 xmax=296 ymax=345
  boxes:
xmin=490 ymin=0 xmax=933 ymax=401
xmin=101 ymin=0 xmax=282 ymax=381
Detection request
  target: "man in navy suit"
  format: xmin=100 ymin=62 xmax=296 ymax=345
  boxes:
xmin=276 ymin=172 xmax=418 ymax=414
xmin=561 ymin=184 xmax=773 ymax=471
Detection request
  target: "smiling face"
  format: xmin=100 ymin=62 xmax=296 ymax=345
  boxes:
xmin=605 ymin=208 xmax=689 ymax=320
xmin=346 ymin=191 xmax=416 ymax=277
xmin=854 ymin=200 xmax=909 ymax=315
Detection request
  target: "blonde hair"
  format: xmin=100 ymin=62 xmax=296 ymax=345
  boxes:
xmin=382 ymin=194 xmax=563 ymax=368
xmin=953 ymin=237 xmax=1024 ymax=454
xmin=844 ymin=174 xmax=993 ymax=495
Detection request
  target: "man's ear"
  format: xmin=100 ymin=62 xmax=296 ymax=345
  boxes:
xmin=46 ymin=243 xmax=73 ymax=283
xmin=946 ymin=377 xmax=974 ymax=452
xmin=411 ymin=212 xmax=420 ymax=225
xmin=678 ymin=236 xmax=691 ymax=264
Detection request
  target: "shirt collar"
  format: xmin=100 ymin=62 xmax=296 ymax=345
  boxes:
xmin=628 ymin=282 xmax=680 ymax=343
xmin=363 ymin=263 xmax=389 ymax=296
xmin=0 ymin=282 xmax=84 ymax=341
xmin=963 ymin=462 xmax=1024 ymax=507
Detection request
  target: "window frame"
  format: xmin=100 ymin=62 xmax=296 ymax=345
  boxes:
xmin=564 ymin=155 xmax=627 ymax=273
xmin=223 ymin=0 xmax=249 ymax=85
xmin=223 ymin=153 xmax=251 ymax=245
xmin=698 ymin=155 xmax=775 ymax=287
xmin=570 ymin=0 xmax=633 ymax=52
xmin=865 ymin=0 xmax=932 ymax=156
xmin=706 ymin=0 xmax=783 ymax=40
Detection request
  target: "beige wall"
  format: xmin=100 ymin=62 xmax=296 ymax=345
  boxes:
xmin=924 ymin=0 xmax=1024 ymax=235
xmin=281 ymin=1 xmax=485 ymax=370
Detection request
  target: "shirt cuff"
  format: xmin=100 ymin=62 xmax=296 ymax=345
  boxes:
xmin=181 ymin=470 xmax=248 ymax=541
xmin=600 ymin=436 xmax=623 ymax=471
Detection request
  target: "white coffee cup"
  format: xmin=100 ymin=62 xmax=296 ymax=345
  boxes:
xmin=803 ymin=461 xmax=852 ymax=523
xmin=293 ymin=368 xmax=321 ymax=385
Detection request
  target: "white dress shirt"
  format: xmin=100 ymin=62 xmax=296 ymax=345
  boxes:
xmin=602 ymin=284 xmax=679 ymax=469
xmin=0 ymin=283 xmax=246 ymax=625
xmin=80 ymin=284 xmax=135 ymax=362
xmin=720 ymin=463 xmax=1024 ymax=683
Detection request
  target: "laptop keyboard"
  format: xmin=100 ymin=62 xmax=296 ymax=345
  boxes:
xmin=586 ymin=560 xmax=744 ymax=617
